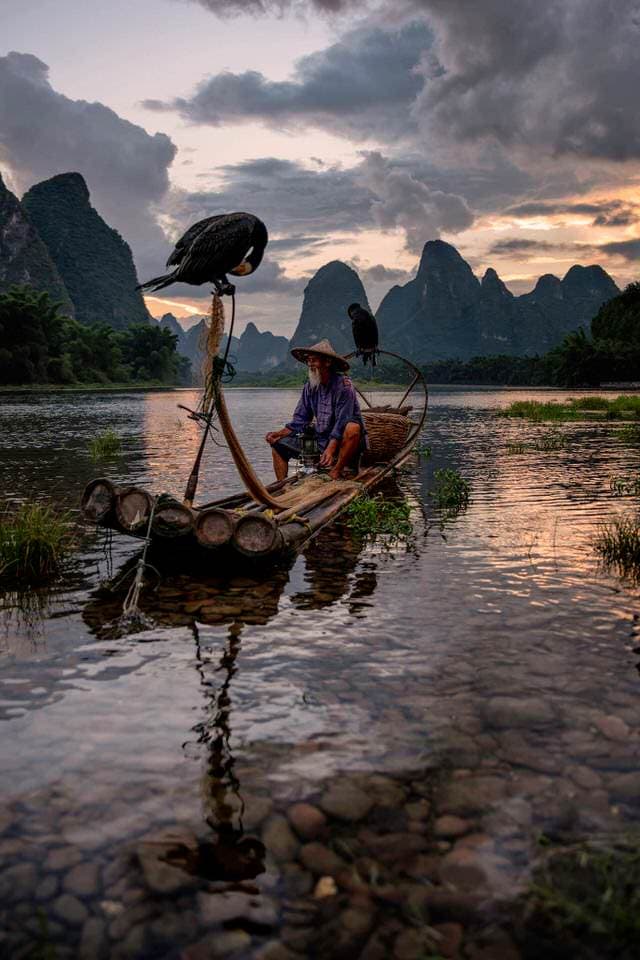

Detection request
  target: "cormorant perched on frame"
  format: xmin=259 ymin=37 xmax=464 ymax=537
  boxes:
xmin=348 ymin=302 xmax=379 ymax=366
xmin=136 ymin=212 xmax=268 ymax=296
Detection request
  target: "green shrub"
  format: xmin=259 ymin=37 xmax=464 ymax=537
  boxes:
xmin=431 ymin=469 xmax=471 ymax=510
xmin=524 ymin=837 xmax=640 ymax=955
xmin=345 ymin=494 xmax=412 ymax=539
xmin=89 ymin=429 xmax=122 ymax=460
xmin=506 ymin=430 xmax=569 ymax=454
xmin=594 ymin=513 xmax=640 ymax=581
xmin=0 ymin=502 xmax=73 ymax=582
xmin=501 ymin=396 xmax=640 ymax=422
xmin=610 ymin=476 xmax=640 ymax=497
xmin=617 ymin=423 xmax=640 ymax=445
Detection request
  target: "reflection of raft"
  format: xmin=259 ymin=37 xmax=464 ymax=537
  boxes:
xmin=80 ymin=350 xmax=427 ymax=565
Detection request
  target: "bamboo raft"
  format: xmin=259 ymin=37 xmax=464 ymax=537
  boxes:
xmin=80 ymin=350 xmax=428 ymax=566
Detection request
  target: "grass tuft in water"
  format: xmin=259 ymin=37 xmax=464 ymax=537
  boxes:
xmin=523 ymin=837 xmax=640 ymax=956
xmin=89 ymin=428 xmax=122 ymax=461
xmin=594 ymin=513 xmax=640 ymax=581
xmin=345 ymin=494 xmax=412 ymax=539
xmin=617 ymin=423 xmax=640 ymax=445
xmin=430 ymin=469 xmax=471 ymax=511
xmin=506 ymin=430 xmax=569 ymax=454
xmin=610 ymin=475 xmax=640 ymax=497
xmin=500 ymin=396 xmax=640 ymax=422
xmin=413 ymin=441 xmax=432 ymax=459
xmin=0 ymin=502 xmax=73 ymax=583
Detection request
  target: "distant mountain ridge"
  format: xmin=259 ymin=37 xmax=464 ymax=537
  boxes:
xmin=288 ymin=261 xmax=372 ymax=361
xmin=376 ymin=240 xmax=619 ymax=361
xmin=157 ymin=313 xmax=286 ymax=375
xmin=22 ymin=172 xmax=150 ymax=329
xmin=0 ymin=172 xmax=74 ymax=315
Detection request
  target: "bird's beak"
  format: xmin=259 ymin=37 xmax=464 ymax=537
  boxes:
xmin=229 ymin=261 xmax=253 ymax=277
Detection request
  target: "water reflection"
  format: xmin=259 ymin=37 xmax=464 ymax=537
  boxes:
xmin=83 ymin=514 xmax=382 ymax=637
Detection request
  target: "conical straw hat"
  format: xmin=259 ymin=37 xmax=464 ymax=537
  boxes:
xmin=290 ymin=338 xmax=350 ymax=372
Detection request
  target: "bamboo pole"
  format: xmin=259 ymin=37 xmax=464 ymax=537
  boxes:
xmin=214 ymin=387 xmax=285 ymax=511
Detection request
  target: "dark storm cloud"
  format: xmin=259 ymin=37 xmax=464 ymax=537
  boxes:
xmin=505 ymin=199 xmax=640 ymax=227
xmin=488 ymin=239 xmax=562 ymax=257
xmin=415 ymin=0 xmax=640 ymax=161
xmin=358 ymin=263 xmax=411 ymax=284
xmin=174 ymin=1 xmax=640 ymax=163
xmin=0 ymin=51 xmax=177 ymax=279
xmin=174 ymin=156 xmax=375 ymax=236
xmin=170 ymin=153 xmax=475 ymax=256
xmin=597 ymin=239 xmax=640 ymax=262
xmin=185 ymin=0 xmax=370 ymax=14
xmin=144 ymin=21 xmax=429 ymax=141
xmin=360 ymin=151 xmax=474 ymax=253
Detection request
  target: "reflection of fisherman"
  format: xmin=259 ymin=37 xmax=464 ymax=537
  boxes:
xmin=265 ymin=339 xmax=367 ymax=481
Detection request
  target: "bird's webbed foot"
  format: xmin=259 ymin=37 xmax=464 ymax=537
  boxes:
xmin=213 ymin=276 xmax=236 ymax=297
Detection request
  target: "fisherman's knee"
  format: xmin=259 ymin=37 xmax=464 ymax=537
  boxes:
xmin=344 ymin=422 xmax=361 ymax=440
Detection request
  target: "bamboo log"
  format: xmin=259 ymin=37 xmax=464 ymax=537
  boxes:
xmin=195 ymin=507 xmax=235 ymax=550
xmin=152 ymin=499 xmax=194 ymax=538
xmin=80 ymin=478 xmax=117 ymax=523
xmin=233 ymin=513 xmax=278 ymax=557
xmin=115 ymin=486 xmax=154 ymax=533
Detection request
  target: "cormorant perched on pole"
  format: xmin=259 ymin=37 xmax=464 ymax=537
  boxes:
xmin=136 ymin=212 xmax=268 ymax=297
xmin=348 ymin=302 xmax=379 ymax=366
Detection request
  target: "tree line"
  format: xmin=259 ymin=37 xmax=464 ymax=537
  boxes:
xmin=423 ymin=283 xmax=640 ymax=387
xmin=0 ymin=286 xmax=191 ymax=386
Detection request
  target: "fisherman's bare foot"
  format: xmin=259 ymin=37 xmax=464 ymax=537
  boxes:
xmin=329 ymin=466 xmax=343 ymax=480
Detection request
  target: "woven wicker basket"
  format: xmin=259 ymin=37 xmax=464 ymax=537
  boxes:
xmin=362 ymin=411 xmax=410 ymax=464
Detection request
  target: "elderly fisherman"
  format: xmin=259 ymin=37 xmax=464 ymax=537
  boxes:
xmin=265 ymin=339 xmax=367 ymax=481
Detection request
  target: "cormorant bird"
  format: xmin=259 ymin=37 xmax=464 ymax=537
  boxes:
xmin=136 ymin=212 xmax=268 ymax=296
xmin=348 ymin=302 xmax=379 ymax=366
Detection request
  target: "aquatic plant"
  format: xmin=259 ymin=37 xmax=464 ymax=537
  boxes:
xmin=594 ymin=512 xmax=640 ymax=582
xmin=0 ymin=502 xmax=73 ymax=583
xmin=617 ymin=423 xmax=640 ymax=445
xmin=524 ymin=837 xmax=640 ymax=956
xmin=345 ymin=493 xmax=412 ymax=539
xmin=499 ymin=400 xmax=578 ymax=422
xmin=89 ymin=428 xmax=122 ymax=460
xmin=413 ymin=441 xmax=432 ymax=458
xmin=506 ymin=430 xmax=569 ymax=454
xmin=610 ymin=475 xmax=640 ymax=497
xmin=430 ymin=469 xmax=471 ymax=511
xmin=500 ymin=396 xmax=640 ymax=422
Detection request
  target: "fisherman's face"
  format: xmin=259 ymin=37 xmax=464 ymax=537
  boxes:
xmin=307 ymin=355 xmax=331 ymax=386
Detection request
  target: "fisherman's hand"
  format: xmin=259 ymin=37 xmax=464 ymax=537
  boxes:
xmin=266 ymin=430 xmax=284 ymax=445
xmin=319 ymin=441 xmax=338 ymax=467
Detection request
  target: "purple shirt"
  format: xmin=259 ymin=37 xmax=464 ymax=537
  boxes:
xmin=286 ymin=373 xmax=367 ymax=451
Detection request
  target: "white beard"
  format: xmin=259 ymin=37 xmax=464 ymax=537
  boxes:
xmin=307 ymin=368 xmax=321 ymax=388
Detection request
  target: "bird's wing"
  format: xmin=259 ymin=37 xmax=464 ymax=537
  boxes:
xmin=180 ymin=214 xmax=256 ymax=279
xmin=166 ymin=216 xmax=218 ymax=267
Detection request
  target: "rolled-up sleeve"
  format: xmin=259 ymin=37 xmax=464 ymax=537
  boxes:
xmin=285 ymin=384 xmax=313 ymax=433
xmin=329 ymin=381 xmax=359 ymax=441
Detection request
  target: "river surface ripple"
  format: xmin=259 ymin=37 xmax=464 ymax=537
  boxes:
xmin=0 ymin=386 xmax=639 ymax=960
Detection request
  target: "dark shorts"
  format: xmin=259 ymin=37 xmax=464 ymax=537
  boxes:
xmin=272 ymin=423 xmax=367 ymax=464
xmin=272 ymin=435 xmax=304 ymax=462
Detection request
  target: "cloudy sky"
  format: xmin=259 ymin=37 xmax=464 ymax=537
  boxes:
xmin=1 ymin=0 xmax=639 ymax=335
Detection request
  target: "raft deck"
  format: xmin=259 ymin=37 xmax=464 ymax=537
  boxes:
xmin=81 ymin=454 xmax=413 ymax=566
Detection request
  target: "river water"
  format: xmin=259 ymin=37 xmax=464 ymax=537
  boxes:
xmin=1 ymin=386 xmax=639 ymax=960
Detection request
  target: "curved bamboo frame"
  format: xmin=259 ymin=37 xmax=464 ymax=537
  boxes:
xmin=344 ymin=349 xmax=429 ymax=451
